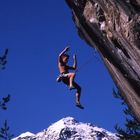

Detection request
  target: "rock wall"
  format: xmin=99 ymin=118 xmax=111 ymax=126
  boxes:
xmin=65 ymin=0 xmax=140 ymax=122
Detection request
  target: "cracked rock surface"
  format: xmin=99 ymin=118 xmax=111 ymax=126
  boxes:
xmin=65 ymin=0 xmax=140 ymax=122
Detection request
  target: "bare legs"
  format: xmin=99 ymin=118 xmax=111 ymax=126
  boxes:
xmin=62 ymin=75 xmax=84 ymax=109
xmin=74 ymin=83 xmax=84 ymax=109
xmin=73 ymin=82 xmax=81 ymax=104
xmin=67 ymin=73 xmax=75 ymax=88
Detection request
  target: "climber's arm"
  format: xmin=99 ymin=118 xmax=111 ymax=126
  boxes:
xmin=58 ymin=47 xmax=69 ymax=62
xmin=59 ymin=47 xmax=69 ymax=57
xmin=68 ymin=54 xmax=77 ymax=70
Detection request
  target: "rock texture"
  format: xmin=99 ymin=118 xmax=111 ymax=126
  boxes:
xmin=65 ymin=0 xmax=140 ymax=122
xmin=12 ymin=117 xmax=120 ymax=140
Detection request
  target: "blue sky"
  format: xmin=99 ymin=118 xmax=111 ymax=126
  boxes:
xmin=0 ymin=0 xmax=125 ymax=137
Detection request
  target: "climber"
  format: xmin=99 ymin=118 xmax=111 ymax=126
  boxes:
xmin=57 ymin=47 xmax=84 ymax=109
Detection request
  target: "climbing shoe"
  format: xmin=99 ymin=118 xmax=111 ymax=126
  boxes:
xmin=69 ymin=85 xmax=75 ymax=90
xmin=76 ymin=103 xmax=84 ymax=109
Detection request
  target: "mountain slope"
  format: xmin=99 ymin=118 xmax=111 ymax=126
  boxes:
xmin=12 ymin=117 xmax=120 ymax=140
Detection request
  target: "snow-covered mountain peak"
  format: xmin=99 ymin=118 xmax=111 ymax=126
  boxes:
xmin=51 ymin=117 xmax=77 ymax=128
xmin=62 ymin=116 xmax=77 ymax=125
xmin=12 ymin=117 xmax=120 ymax=140
xmin=12 ymin=132 xmax=35 ymax=140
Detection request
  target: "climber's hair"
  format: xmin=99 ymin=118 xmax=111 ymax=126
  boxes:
xmin=61 ymin=54 xmax=69 ymax=59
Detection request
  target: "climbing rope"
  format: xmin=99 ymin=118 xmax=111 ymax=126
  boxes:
xmin=64 ymin=44 xmax=101 ymax=73
xmin=75 ymin=49 xmax=101 ymax=73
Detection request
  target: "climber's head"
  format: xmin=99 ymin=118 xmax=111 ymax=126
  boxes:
xmin=61 ymin=54 xmax=69 ymax=63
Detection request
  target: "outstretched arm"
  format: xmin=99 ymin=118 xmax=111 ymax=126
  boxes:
xmin=58 ymin=47 xmax=69 ymax=63
xmin=59 ymin=47 xmax=69 ymax=57
xmin=68 ymin=54 xmax=77 ymax=70
xmin=73 ymin=54 xmax=77 ymax=70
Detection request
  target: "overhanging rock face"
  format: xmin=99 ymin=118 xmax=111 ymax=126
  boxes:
xmin=65 ymin=0 xmax=140 ymax=122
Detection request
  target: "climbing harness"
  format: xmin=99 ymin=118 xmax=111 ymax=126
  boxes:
xmin=56 ymin=72 xmax=68 ymax=82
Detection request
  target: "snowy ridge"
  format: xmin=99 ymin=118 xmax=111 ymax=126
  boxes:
xmin=12 ymin=132 xmax=35 ymax=140
xmin=12 ymin=117 xmax=120 ymax=140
